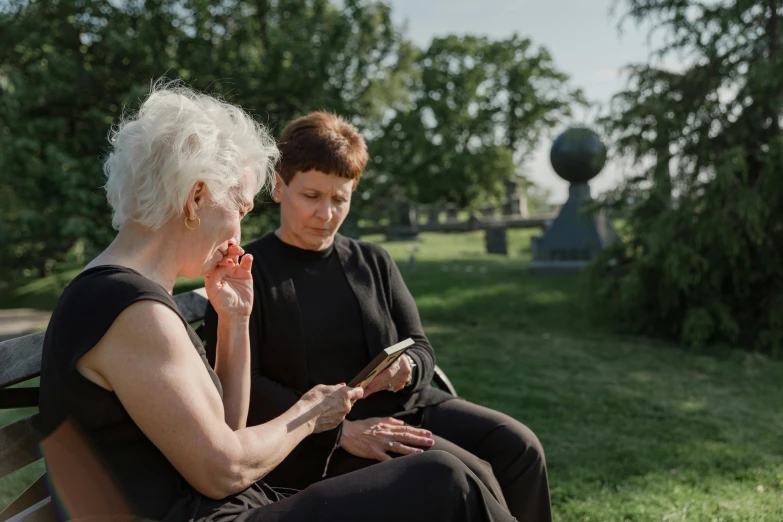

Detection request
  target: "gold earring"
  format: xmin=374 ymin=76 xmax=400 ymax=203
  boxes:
xmin=184 ymin=215 xmax=200 ymax=231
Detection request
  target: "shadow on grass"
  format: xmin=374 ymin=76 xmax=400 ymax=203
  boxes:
xmin=392 ymin=254 xmax=783 ymax=518
xmin=426 ymin=325 xmax=783 ymax=519
xmin=398 ymin=257 xmax=593 ymax=336
xmin=3 ymin=232 xmax=781 ymax=518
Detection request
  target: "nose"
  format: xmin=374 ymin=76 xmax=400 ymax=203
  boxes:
xmin=225 ymin=233 xmax=241 ymax=253
xmin=315 ymin=199 xmax=333 ymax=222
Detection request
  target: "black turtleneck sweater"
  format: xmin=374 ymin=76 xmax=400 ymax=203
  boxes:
xmin=271 ymin=235 xmax=370 ymax=389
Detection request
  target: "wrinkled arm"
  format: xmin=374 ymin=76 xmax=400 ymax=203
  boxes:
xmin=79 ymin=301 xmax=322 ymax=500
xmin=213 ymin=315 xmax=250 ymax=430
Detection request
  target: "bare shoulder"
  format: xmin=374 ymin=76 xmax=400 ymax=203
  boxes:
xmin=78 ymin=299 xmax=197 ymax=391
xmin=72 ymin=298 xmax=231 ymax=497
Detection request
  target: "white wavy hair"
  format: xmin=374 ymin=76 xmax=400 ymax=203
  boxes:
xmin=103 ymin=81 xmax=279 ymax=230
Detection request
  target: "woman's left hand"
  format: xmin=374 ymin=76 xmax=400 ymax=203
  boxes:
xmin=204 ymin=245 xmax=254 ymax=318
xmin=363 ymin=355 xmax=413 ymax=397
xmin=340 ymin=417 xmax=434 ymax=462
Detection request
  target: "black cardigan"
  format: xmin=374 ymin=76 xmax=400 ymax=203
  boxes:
xmin=204 ymin=233 xmax=453 ymax=449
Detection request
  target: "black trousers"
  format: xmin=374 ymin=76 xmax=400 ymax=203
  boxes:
xmin=264 ymin=399 xmax=552 ymax=522
xmin=221 ymin=451 xmax=515 ymax=521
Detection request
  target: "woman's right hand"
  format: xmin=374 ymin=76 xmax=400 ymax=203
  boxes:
xmin=301 ymin=384 xmax=364 ymax=433
xmin=204 ymin=243 xmax=254 ymax=318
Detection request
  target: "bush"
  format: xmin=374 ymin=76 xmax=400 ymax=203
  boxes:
xmin=586 ymin=142 xmax=783 ymax=356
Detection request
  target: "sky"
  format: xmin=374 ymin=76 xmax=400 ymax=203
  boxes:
xmin=386 ymin=0 xmax=662 ymax=203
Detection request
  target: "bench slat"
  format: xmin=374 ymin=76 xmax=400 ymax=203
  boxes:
xmin=173 ymin=288 xmax=209 ymax=324
xmin=432 ymin=366 xmax=458 ymax=396
xmin=0 ymin=332 xmax=45 ymax=389
xmin=0 ymin=388 xmax=40 ymax=410
xmin=4 ymin=498 xmax=54 ymax=522
xmin=0 ymin=414 xmax=43 ymax=478
xmin=0 ymin=474 xmax=49 ymax=522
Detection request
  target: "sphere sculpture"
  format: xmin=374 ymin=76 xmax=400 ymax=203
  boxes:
xmin=530 ymin=126 xmax=615 ymax=272
xmin=549 ymin=127 xmax=607 ymax=185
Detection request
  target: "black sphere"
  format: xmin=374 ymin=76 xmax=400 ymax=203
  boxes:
xmin=549 ymin=127 xmax=607 ymax=184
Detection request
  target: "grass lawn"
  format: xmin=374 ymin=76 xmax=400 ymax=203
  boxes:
xmin=2 ymin=229 xmax=783 ymax=521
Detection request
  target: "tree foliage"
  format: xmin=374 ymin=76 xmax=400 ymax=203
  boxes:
xmin=0 ymin=0 xmax=411 ymax=279
xmin=588 ymin=0 xmax=783 ymax=355
xmin=0 ymin=0 xmax=581 ymax=281
xmin=365 ymin=34 xmax=584 ymax=209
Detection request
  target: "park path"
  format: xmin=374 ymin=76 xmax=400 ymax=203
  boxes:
xmin=0 ymin=309 xmax=50 ymax=342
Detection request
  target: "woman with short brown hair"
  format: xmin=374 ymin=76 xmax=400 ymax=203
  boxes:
xmin=205 ymin=111 xmax=552 ymax=522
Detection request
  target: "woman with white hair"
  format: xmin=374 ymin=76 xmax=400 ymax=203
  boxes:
xmin=37 ymin=83 xmax=516 ymax=522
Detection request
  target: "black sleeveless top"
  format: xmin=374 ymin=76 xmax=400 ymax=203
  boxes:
xmin=38 ymin=266 xmax=282 ymax=522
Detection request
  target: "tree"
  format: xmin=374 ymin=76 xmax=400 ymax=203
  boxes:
xmin=588 ymin=0 xmax=783 ymax=354
xmin=363 ymin=34 xmax=584 ymax=210
xmin=0 ymin=0 xmax=170 ymax=279
xmin=0 ymin=0 xmax=413 ymax=280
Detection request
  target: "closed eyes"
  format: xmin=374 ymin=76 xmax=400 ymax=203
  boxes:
xmin=303 ymin=193 xmax=347 ymax=204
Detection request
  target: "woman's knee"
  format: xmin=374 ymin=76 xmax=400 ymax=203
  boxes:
xmin=410 ymin=451 xmax=478 ymax=508
xmin=417 ymin=450 xmax=493 ymax=495
xmin=498 ymin=420 xmax=547 ymax=470
xmin=519 ymin=424 xmax=546 ymax=465
xmin=415 ymin=449 xmax=472 ymax=481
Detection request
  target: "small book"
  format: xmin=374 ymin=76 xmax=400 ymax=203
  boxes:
xmin=347 ymin=338 xmax=415 ymax=389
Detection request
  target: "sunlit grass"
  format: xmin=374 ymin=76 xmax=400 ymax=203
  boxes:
xmin=2 ymin=230 xmax=782 ymax=521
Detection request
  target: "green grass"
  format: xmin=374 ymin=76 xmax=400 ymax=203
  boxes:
xmin=0 ymin=382 xmax=44 ymax=510
xmin=2 ymin=230 xmax=783 ymax=521
xmin=381 ymin=231 xmax=783 ymax=521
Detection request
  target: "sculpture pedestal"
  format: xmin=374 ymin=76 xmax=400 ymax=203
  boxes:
xmin=530 ymin=184 xmax=616 ymax=272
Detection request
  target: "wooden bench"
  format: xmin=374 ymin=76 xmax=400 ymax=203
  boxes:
xmin=0 ymin=287 xmax=458 ymax=521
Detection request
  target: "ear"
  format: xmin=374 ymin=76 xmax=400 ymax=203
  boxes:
xmin=184 ymin=181 xmax=208 ymax=218
xmin=273 ymin=173 xmax=285 ymax=201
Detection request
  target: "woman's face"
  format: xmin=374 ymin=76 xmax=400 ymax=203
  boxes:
xmin=276 ymin=169 xmax=354 ymax=251
xmin=181 ymin=172 xmax=255 ymax=278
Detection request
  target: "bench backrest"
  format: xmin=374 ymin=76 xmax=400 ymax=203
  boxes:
xmin=0 ymin=286 xmax=456 ymax=521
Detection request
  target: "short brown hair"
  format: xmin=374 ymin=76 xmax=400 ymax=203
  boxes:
xmin=277 ymin=111 xmax=368 ymax=185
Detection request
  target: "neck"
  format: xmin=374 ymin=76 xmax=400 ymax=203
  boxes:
xmin=90 ymin=222 xmax=181 ymax=293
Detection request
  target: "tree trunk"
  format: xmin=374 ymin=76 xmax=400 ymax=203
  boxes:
xmin=653 ymin=116 xmax=672 ymax=207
